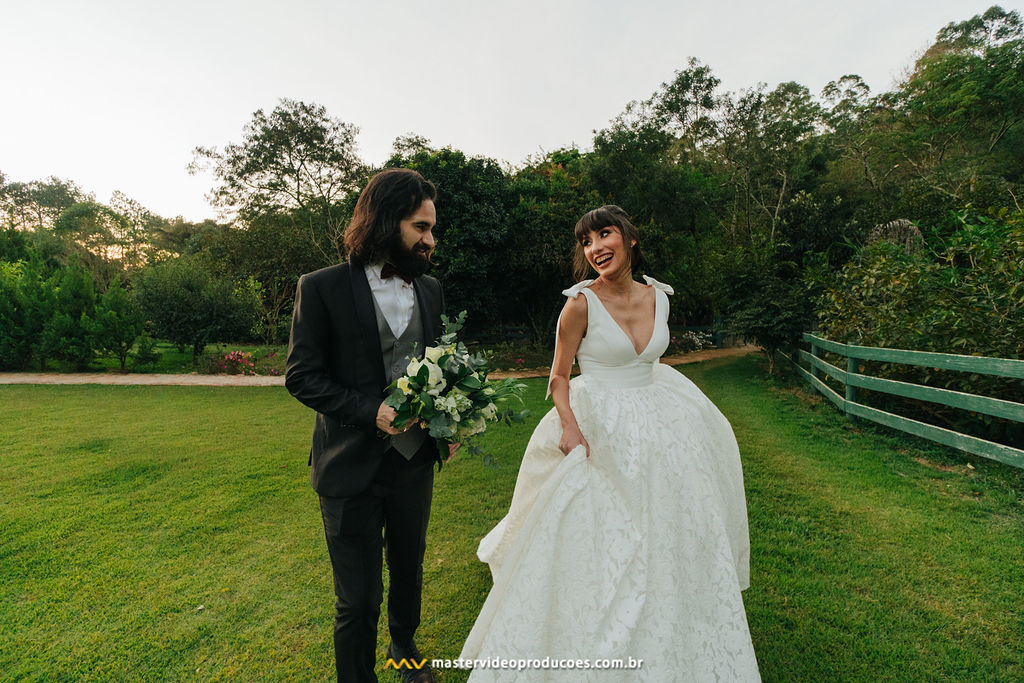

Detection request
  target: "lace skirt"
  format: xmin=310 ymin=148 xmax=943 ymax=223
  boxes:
xmin=459 ymin=364 xmax=760 ymax=682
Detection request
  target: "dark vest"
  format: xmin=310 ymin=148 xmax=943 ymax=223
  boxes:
xmin=372 ymin=294 xmax=427 ymax=459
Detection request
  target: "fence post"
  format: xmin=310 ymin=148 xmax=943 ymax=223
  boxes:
xmin=845 ymin=356 xmax=858 ymax=422
xmin=811 ymin=337 xmax=821 ymax=381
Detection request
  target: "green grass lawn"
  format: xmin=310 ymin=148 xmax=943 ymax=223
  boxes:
xmin=1 ymin=355 xmax=1021 ymax=681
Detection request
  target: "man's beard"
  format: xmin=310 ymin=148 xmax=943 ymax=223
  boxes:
xmin=388 ymin=239 xmax=431 ymax=278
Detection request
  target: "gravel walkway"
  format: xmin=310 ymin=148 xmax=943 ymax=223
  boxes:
xmin=0 ymin=346 xmax=758 ymax=386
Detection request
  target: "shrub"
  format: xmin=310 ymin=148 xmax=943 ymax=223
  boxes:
xmin=93 ymin=276 xmax=144 ymax=371
xmin=39 ymin=257 xmax=97 ymax=370
xmin=203 ymin=350 xmax=258 ymax=375
xmin=816 ymin=209 xmax=1024 ymax=443
xmin=131 ymin=334 xmax=162 ymax=370
xmin=0 ymin=261 xmax=29 ymax=369
xmin=818 ymin=211 xmax=1024 ymax=360
xmin=135 ymin=256 xmax=261 ymax=361
xmin=667 ymin=330 xmax=715 ymax=354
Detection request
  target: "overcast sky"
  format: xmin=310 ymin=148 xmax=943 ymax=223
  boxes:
xmin=1 ymin=0 xmax=1019 ymax=222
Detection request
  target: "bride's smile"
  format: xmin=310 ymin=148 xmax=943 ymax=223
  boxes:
xmin=582 ymin=225 xmax=634 ymax=277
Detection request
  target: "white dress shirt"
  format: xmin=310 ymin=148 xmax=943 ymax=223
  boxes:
xmin=365 ymin=262 xmax=415 ymax=337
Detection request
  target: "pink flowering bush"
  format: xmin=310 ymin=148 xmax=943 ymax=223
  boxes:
xmin=200 ymin=346 xmax=287 ymax=375
xmin=216 ymin=350 xmax=257 ymax=375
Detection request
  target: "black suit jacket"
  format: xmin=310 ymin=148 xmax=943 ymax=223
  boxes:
xmin=285 ymin=262 xmax=444 ymax=497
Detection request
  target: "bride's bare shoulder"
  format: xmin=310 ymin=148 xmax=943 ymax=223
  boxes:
xmin=561 ymin=291 xmax=588 ymax=322
xmin=557 ymin=294 xmax=588 ymax=340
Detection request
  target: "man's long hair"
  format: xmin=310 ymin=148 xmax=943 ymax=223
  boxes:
xmin=343 ymin=168 xmax=437 ymax=266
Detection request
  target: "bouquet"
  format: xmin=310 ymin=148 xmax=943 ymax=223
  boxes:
xmin=384 ymin=311 xmax=528 ymax=462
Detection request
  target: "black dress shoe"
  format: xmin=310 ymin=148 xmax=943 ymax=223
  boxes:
xmin=386 ymin=641 xmax=435 ymax=683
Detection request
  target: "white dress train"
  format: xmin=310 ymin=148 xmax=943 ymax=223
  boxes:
xmin=459 ymin=277 xmax=760 ymax=682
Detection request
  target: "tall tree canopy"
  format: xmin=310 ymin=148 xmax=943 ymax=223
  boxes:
xmin=0 ymin=175 xmax=88 ymax=231
xmin=191 ymin=98 xmax=366 ymax=260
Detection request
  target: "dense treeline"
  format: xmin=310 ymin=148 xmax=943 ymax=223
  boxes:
xmin=1 ymin=7 xmax=1022 ymax=377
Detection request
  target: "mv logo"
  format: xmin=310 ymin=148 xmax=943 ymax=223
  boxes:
xmin=384 ymin=657 xmax=428 ymax=671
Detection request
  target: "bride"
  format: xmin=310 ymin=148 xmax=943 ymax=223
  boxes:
xmin=459 ymin=205 xmax=760 ymax=681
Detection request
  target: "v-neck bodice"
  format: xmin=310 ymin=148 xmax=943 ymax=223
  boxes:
xmin=585 ymin=286 xmax=658 ymax=356
xmin=567 ymin=276 xmax=672 ymax=389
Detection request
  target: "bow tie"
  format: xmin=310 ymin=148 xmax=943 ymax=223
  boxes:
xmin=380 ymin=263 xmax=413 ymax=284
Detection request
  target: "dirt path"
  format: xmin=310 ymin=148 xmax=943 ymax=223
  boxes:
xmin=0 ymin=346 xmax=759 ymax=386
xmin=489 ymin=345 xmax=759 ymax=379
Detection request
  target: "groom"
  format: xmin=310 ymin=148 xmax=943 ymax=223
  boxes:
xmin=286 ymin=168 xmax=449 ymax=682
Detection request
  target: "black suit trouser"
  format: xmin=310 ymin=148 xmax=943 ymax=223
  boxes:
xmin=318 ymin=445 xmax=434 ymax=682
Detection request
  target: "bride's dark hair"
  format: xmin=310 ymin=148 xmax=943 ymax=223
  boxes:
xmin=572 ymin=205 xmax=646 ymax=281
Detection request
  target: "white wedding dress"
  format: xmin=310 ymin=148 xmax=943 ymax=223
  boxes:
xmin=459 ymin=277 xmax=760 ymax=682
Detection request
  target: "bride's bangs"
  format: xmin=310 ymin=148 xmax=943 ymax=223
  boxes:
xmin=574 ymin=206 xmax=621 ymax=243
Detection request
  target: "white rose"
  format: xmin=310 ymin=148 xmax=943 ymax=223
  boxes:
xmin=424 ymin=360 xmax=444 ymax=387
xmin=396 ymin=377 xmax=413 ymax=396
xmin=426 ymin=377 xmax=447 ymax=397
xmin=406 ymin=358 xmax=423 ymax=377
xmin=424 ymin=345 xmax=445 ymax=363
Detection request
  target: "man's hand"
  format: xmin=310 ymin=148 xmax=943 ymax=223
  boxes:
xmin=445 ymin=442 xmax=461 ymax=463
xmin=376 ymin=402 xmax=414 ymax=435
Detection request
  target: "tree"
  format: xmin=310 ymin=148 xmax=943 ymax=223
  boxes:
xmin=588 ymin=98 xmax=675 ymax=224
xmin=0 ymin=225 xmax=31 ymax=263
xmin=135 ymin=256 xmax=260 ymax=360
xmin=53 ymin=201 xmax=131 ymax=287
xmin=506 ymin=149 xmax=600 ymax=339
xmin=93 ymin=275 xmax=144 ymax=370
xmin=715 ymin=81 xmax=826 ymax=245
xmin=38 ymin=256 xmax=98 ymax=371
xmin=0 ymin=261 xmax=29 ymax=369
xmin=191 ymin=98 xmax=365 ymax=261
xmin=385 ymin=145 xmax=514 ymax=330
xmin=0 ymin=175 xmax=88 ymax=231
xmin=649 ymin=57 xmax=721 ymax=164
xmin=15 ymin=258 xmax=57 ymax=370
xmin=146 ymin=216 xmax=223 ymax=258
xmin=820 ymin=74 xmax=895 ymax=215
xmin=868 ymin=6 xmax=1024 ymax=219
xmin=719 ymin=247 xmax=813 ymax=373
xmin=109 ymin=191 xmax=160 ymax=270
xmin=203 ymin=212 xmax=327 ymax=343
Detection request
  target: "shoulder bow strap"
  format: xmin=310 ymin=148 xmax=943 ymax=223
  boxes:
xmin=561 ymin=279 xmax=595 ymax=299
xmin=643 ymin=275 xmax=674 ymax=295
xmin=545 ymin=280 xmax=594 ymax=399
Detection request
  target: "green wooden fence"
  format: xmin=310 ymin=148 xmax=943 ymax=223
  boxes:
xmin=784 ymin=334 xmax=1024 ymax=469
